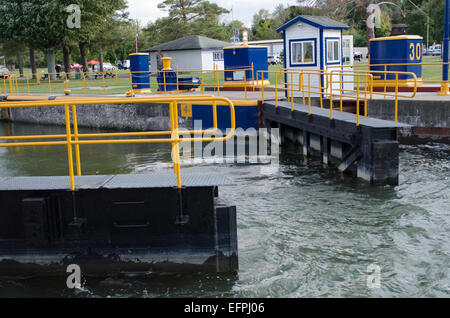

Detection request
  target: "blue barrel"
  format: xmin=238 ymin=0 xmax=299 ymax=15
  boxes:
xmin=157 ymin=71 xmax=178 ymax=92
xmin=369 ymin=36 xmax=423 ymax=85
xmin=130 ymin=53 xmax=151 ymax=93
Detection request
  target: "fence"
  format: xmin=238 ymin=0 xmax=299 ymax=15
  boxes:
xmin=0 ymin=95 xmax=236 ymax=190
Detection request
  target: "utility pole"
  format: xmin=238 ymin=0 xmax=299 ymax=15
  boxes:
xmin=439 ymin=0 xmax=450 ymax=95
xmin=407 ymin=0 xmax=429 ymax=51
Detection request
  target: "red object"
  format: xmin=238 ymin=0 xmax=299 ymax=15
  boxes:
xmin=72 ymin=65 xmax=83 ymax=70
xmin=87 ymin=60 xmax=100 ymax=65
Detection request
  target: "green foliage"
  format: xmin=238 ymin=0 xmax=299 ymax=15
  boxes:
xmin=142 ymin=0 xmax=229 ymax=48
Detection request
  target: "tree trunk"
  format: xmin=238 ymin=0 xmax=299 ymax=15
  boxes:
xmin=29 ymin=48 xmax=37 ymax=80
xmin=63 ymin=44 xmax=71 ymax=78
xmin=99 ymin=46 xmax=104 ymax=73
xmin=17 ymin=51 xmax=23 ymax=77
xmin=46 ymin=49 xmax=56 ymax=81
xmin=79 ymin=42 xmax=88 ymax=73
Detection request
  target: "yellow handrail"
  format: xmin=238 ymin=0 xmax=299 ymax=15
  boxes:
xmin=0 ymin=95 xmax=236 ymax=190
xmin=257 ymin=68 xmax=415 ymax=124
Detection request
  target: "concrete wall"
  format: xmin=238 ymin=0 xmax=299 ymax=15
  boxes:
xmin=368 ymin=99 xmax=449 ymax=142
xmin=8 ymin=103 xmax=191 ymax=132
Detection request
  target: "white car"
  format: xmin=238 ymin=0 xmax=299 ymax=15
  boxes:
xmin=432 ymin=47 xmax=442 ymax=56
xmin=94 ymin=63 xmax=117 ymax=72
xmin=268 ymin=55 xmax=281 ymax=65
xmin=0 ymin=65 xmax=10 ymax=79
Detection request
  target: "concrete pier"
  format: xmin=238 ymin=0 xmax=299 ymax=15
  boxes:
xmin=263 ymin=101 xmax=408 ymax=185
xmin=0 ymin=173 xmax=238 ymax=276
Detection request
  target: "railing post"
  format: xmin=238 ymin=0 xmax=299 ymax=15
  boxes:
xmin=176 ymin=66 xmax=179 ymax=95
xmin=102 ymin=72 xmax=106 ymax=95
xmin=201 ymin=71 xmax=204 ymax=95
xmin=170 ymin=101 xmax=182 ymax=188
xmin=329 ymin=73 xmax=333 ymax=120
xmin=384 ymin=64 xmax=387 ymax=99
xmin=48 ymin=73 xmax=52 ymax=95
xmin=244 ymin=69 xmax=247 ymax=101
xmin=163 ymin=70 xmax=167 ymax=95
xmin=275 ymin=71 xmax=278 ymax=108
xmin=339 ymin=71 xmax=343 ymax=112
xmin=83 ymin=72 xmax=87 ymax=95
xmin=290 ymin=72 xmax=294 ymax=111
xmin=395 ymin=73 xmax=399 ymax=122
xmin=71 ymin=104 xmax=82 ymax=176
xmin=261 ymin=71 xmax=265 ymax=104
xmin=64 ymin=104 xmax=75 ymax=191
xmin=302 ymin=71 xmax=306 ymax=106
xmin=364 ymin=74 xmax=368 ymax=117
xmin=356 ymin=75 xmax=360 ymax=126
xmin=308 ymin=73 xmax=311 ymax=113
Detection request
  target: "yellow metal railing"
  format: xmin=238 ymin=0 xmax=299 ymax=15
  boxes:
xmin=130 ymin=65 xmax=258 ymax=99
xmin=257 ymin=68 xmax=417 ymax=125
xmin=0 ymin=95 xmax=236 ymax=190
xmin=328 ymin=61 xmax=449 ymax=89
xmin=2 ymin=71 xmax=120 ymax=96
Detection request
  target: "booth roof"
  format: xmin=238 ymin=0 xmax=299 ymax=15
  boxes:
xmin=145 ymin=35 xmax=230 ymax=52
xmin=277 ymin=15 xmax=349 ymax=33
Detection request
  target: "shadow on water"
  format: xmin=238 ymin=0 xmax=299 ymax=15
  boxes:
xmin=0 ymin=273 xmax=238 ymax=298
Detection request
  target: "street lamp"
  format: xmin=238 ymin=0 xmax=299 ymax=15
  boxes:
xmin=407 ymin=0 xmax=429 ymax=51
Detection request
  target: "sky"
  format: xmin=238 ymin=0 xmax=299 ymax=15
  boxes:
xmin=126 ymin=0 xmax=298 ymax=28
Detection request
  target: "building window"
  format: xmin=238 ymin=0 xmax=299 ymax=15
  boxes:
xmin=213 ymin=52 xmax=224 ymax=61
xmin=326 ymin=39 xmax=340 ymax=64
xmin=290 ymin=39 xmax=315 ymax=66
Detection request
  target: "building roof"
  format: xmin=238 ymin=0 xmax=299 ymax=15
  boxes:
xmin=276 ymin=15 xmax=349 ymax=33
xmin=145 ymin=35 xmax=230 ymax=52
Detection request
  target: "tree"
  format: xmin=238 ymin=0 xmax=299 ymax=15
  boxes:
xmin=251 ymin=9 xmax=279 ymax=40
xmin=67 ymin=0 xmax=127 ymax=72
xmin=0 ymin=0 xmax=69 ymax=79
xmin=142 ymin=0 xmax=229 ymax=47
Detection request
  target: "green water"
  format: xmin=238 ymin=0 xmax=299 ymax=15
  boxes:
xmin=0 ymin=121 xmax=449 ymax=298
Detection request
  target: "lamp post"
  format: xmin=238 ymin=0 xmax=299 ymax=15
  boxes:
xmin=439 ymin=0 xmax=450 ymax=95
xmin=407 ymin=0 xmax=429 ymax=51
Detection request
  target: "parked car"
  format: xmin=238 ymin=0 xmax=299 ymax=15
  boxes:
xmin=117 ymin=60 xmax=130 ymax=70
xmin=354 ymin=52 xmax=363 ymax=61
xmin=0 ymin=65 xmax=10 ymax=79
xmin=432 ymin=47 xmax=442 ymax=56
xmin=268 ymin=55 xmax=281 ymax=65
xmin=94 ymin=62 xmax=117 ymax=72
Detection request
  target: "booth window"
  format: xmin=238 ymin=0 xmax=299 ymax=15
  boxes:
xmin=290 ymin=40 xmax=315 ymax=66
xmin=326 ymin=39 xmax=340 ymax=64
xmin=213 ymin=52 xmax=224 ymax=61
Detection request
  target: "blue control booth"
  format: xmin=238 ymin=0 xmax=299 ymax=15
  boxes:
xmin=223 ymin=45 xmax=269 ymax=87
xmin=369 ymin=35 xmax=423 ymax=87
xmin=129 ymin=53 xmax=152 ymax=93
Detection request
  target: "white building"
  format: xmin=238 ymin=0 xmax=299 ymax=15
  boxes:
xmin=276 ymin=15 xmax=349 ymax=97
xmin=145 ymin=35 xmax=230 ymax=72
xmin=235 ymin=39 xmax=284 ymax=57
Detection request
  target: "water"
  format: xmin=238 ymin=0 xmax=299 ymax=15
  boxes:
xmin=0 ymin=121 xmax=449 ymax=298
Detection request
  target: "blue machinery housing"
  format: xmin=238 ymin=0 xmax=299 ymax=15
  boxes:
xmin=369 ymin=36 xmax=423 ymax=85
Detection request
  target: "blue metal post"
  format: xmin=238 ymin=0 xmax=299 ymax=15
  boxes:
xmin=440 ymin=0 xmax=450 ymax=94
